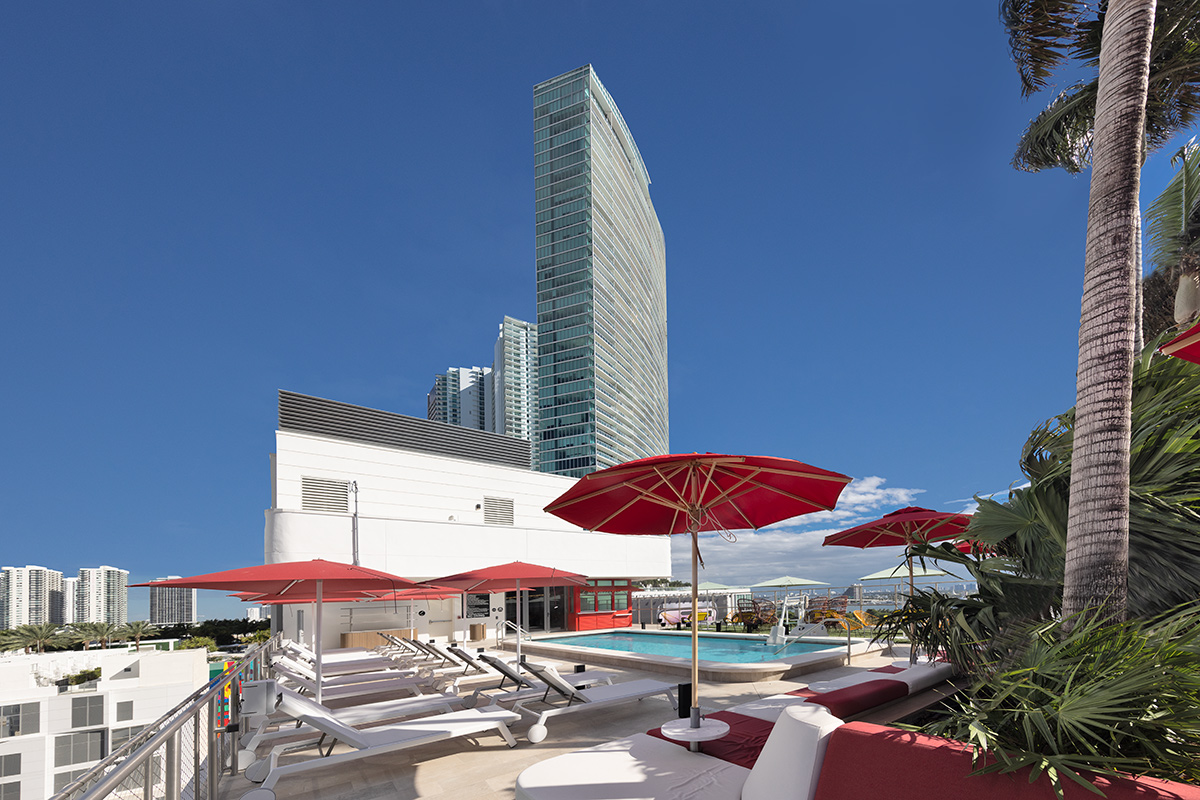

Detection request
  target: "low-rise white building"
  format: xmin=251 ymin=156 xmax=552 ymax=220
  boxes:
xmin=266 ymin=391 xmax=672 ymax=649
xmin=0 ymin=648 xmax=208 ymax=798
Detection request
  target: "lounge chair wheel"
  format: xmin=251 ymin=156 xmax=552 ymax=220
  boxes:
xmin=461 ymin=694 xmax=477 ymax=708
xmin=243 ymin=758 xmax=271 ymax=784
xmin=241 ymin=789 xmax=275 ymax=800
xmin=236 ymin=749 xmax=257 ymax=772
xmin=527 ymin=723 xmax=548 ymax=743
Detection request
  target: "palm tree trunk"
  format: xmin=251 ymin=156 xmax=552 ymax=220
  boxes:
xmin=1064 ymin=0 xmax=1156 ymax=624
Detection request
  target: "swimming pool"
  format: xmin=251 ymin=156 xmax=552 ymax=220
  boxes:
xmin=514 ymin=629 xmax=880 ymax=683
xmin=537 ymin=632 xmax=827 ymax=663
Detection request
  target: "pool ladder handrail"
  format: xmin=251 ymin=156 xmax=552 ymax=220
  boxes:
xmin=497 ymin=619 xmax=531 ymax=642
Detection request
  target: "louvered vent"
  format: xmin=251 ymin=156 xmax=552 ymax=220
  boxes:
xmin=483 ymin=497 xmax=515 ymax=526
xmin=301 ymin=477 xmax=350 ymax=512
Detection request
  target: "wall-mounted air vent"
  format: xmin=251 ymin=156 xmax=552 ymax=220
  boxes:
xmin=483 ymin=497 xmax=515 ymax=526
xmin=301 ymin=477 xmax=350 ymax=512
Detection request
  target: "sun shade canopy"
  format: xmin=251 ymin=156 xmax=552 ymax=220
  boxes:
xmin=432 ymin=561 xmax=588 ymax=593
xmin=822 ymin=507 xmax=970 ymax=550
xmin=131 ymin=559 xmax=421 ymax=596
xmin=544 ymin=453 xmax=851 ymax=534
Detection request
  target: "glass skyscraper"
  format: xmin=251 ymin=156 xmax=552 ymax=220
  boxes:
xmin=534 ymin=65 xmax=668 ymax=477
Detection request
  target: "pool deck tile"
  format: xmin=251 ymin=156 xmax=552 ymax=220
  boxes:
xmin=220 ymin=638 xmax=907 ymax=800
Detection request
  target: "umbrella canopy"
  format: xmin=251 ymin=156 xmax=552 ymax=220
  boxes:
xmin=750 ymin=576 xmax=829 ymax=588
xmin=822 ymin=506 xmax=970 ymax=594
xmin=1161 ymin=318 xmax=1200 ymax=364
xmin=432 ymin=561 xmax=588 ymax=662
xmin=696 ymin=581 xmax=732 ymax=591
xmin=860 ymin=564 xmax=949 ymax=581
xmin=132 ymin=559 xmax=420 ymax=596
xmin=545 ymin=452 xmax=851 ymax=730
xmin=134 ymin=559 xmax=420 ymax=703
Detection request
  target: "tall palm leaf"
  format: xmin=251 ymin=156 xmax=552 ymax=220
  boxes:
xmin=11 ymin=623 xmax=65 ymax=654
xmin=1145 ymin=140 xmax=1200 ymax=331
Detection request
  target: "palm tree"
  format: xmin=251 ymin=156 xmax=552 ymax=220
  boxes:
xmin=11 ymin=623 xmax=65 ymax=654
xmin=122 ymin=620 xmax=160 ymax=649
xmin=69 ymin=621 xmax=126 ymax=650
xmin=1144 ymin=140 xmax=1200 ymax=336
xmin=1003 ymin=0 xmax=1159 ymax=623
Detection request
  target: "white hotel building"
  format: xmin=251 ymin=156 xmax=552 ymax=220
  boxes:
xmin=266 ymin=391 xmax=671 ymax=649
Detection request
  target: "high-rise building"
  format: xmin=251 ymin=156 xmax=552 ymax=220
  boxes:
xmin=0 ymin=565 xmax=64 ymax=628
xmin=61 ymin=577 xmax=78 ymax=624
xmin=533 ymin=65 xmax=669 ymax=477
xmin=76 ymin=566 xmax=128 ymax=625
xmin=427 ymin=367 xmax=491 ymax=430
xmin=492 ymin=316 xmax=539 ymax=444
xmin=148 ymin=577 xmax=197 ymax=625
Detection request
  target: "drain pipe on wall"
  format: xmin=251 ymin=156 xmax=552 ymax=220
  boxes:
xmin=350 ymin=481 xmax=360 ymax=566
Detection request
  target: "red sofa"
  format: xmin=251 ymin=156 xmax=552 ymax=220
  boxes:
xmin=814 ymin=722 xmax=1200 ymax=800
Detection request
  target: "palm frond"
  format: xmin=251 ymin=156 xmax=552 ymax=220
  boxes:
xmin=1145 ymin=140 xmax=1200 ymax=278
xmin=1001 ymin=0 xmax=1094 ymax=96
xmin=1012 ymin=81 xmax=1097 ymax=172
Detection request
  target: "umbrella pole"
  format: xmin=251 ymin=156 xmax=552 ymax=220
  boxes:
xmin=516 ymin=578 xmax=522 ymax=665
xmin=315 ymin=580 xmax=323 ymax=705
xmin=690 ymin=528 xmax=700 ymax=728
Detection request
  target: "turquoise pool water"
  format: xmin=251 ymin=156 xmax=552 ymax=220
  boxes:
xmin=537 ymin=632 xmax=828 ymax=663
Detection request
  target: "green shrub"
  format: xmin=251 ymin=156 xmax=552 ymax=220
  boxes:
xmin=924 ymin=603 xmax=1200 ymax=794
xmin=65 ymin=667 xmax=101 ymax=685
xmin=178 ymin=636 xmax=217 ymax=652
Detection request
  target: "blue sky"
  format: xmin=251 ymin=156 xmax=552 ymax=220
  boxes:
xmin=2 ymin=3 xmax=1191 ymax=621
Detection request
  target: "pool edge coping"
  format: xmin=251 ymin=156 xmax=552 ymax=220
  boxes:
xmin=506 ymin=628 xmax=886 ymax=683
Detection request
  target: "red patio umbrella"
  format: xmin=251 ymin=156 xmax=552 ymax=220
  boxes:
xmin=432 ymin=561 xmax=588 ymax=664
xmin=544 ymin=453 xmax=852 ymax=730
xmin=822 ymin=506 xmax=971 ymax=595
xmin=134 ymin=559 xmax=420 ymax=702
xmin=823 ymin=507 xmax=970 ymax=663
xmin=1160 ymin=318 xmax=1200 ymax=364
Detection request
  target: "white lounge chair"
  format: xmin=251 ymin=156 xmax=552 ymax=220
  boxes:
xmin=237 ymin=683 xmax=463 ymax=766
xmin=512 ymin=662 xmax=677 ymax=743
xmin=459 ymin=653 xmax=615 ymax=708
xmin=240 ymin=694 xmax=520 ymax=799
xmin=271 ymin=653 xmax=431 ymax=686
xmin=270 ymin=659 xmax=442 ymax=702
xmin=515 ymin=702 xmax=843 ymax=800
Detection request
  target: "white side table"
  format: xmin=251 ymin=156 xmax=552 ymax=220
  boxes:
xmin=659 ymin=717 xmax=730 ymax=753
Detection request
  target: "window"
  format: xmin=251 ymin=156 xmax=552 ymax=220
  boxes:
xmin=0 ymin=704 xmax=38 ymax=738
xmin=0 ymin=781 xmax=17 ymax=800
xmin=71 ymin=696 xmax=103 ymax=728
xmin=54 ymin=769 xmax=91 ymax=794
xmin=576 ymin=580 xmax=634 ymax=616
xmin=0 ymin=754 xmax=18 ymax=777
xmin=111 ymin=726 xmax=145 ymax=750
xmin=54 ymin=731 xmax=105 ymax=767
xmin=116 ymin=701 xmax=133 ymax=722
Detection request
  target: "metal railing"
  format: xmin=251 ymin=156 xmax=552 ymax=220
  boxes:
xmin=51 ymin=635 xmax=281 ymax=800
xmin=495 ymin=619 xmax=529 ymax=643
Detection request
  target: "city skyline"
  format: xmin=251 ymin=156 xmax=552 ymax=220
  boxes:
xmin=5 ymin=6 xmax=1195 ymax=620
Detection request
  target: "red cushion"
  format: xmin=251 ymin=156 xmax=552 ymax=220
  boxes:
xmin=646 ymin=710 xmax=775 ymax=769
xmin=786 ymin=688 xmax=819 ymax=698
xmin=813 ymin=722 xmax=1200 ymax=800
xmin=870 ymin=665 xmax=906 ymax=674
xmin=805 ymin=679 xmax=908 ymax=718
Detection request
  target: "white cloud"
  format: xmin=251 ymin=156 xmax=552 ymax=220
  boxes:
xmin=664 ymin=476 xmax=974 ymax=590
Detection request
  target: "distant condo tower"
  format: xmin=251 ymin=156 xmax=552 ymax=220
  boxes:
xmin=534 ymin=65 xmax=668 ymax=477
xmin=149 ymin=577 xmax=198 ymax=625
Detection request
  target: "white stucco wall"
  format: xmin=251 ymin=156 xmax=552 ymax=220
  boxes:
xmin=267 ymin=430 xmax=671 ymax=648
